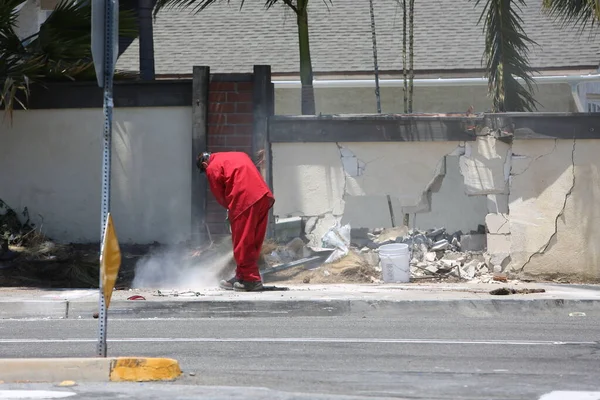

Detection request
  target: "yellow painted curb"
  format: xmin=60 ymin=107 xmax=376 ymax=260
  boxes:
xmin=109 ymin=358 xmax=182 ymax=382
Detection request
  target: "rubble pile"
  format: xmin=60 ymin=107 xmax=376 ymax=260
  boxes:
xmin=352 ymin=226 xmax=498 ymax=283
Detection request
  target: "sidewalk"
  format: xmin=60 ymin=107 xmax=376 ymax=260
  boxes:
xmin=1 ymin=282 xmax=599 ymax=319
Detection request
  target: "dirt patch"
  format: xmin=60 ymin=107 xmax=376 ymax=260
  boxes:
xmin=264 ymin=251 xmax=381 ymax=285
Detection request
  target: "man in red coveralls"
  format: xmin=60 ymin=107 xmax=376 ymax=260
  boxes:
xmin=196 ymin=151 xmax=274 ymax=292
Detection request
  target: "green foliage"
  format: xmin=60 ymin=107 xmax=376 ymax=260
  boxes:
xmin=473 ymin=0 xmax=539 ymax=112
xmin=0 ymin=0 xmax=138 ymax=121
xmin=542 ymin=0 xmax=599 ymax=29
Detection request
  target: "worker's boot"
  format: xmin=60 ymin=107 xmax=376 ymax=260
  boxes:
xmin=219 ymin=277 xmax=237 ymax=290
xmin=233 ymin=280 xmax=264 ymax=292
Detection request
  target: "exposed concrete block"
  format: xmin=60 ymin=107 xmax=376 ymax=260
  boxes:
xmin=485 ymin=213 xmax=510 ymax=234
xmin=460 ymin=234 xmax=487 ymax=251
xmin=342 ymin=195 xmax=394 ymax=228
xmin=415 ymin=155 xmax=488 ymax=234
xmin=275 ymin=217 xmax=302 ymax=242
xmin=459 ymin=136 xmax=511 ymax=195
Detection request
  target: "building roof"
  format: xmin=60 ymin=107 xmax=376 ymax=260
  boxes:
xmin=116 ymin=0 xmax=600 ymax=76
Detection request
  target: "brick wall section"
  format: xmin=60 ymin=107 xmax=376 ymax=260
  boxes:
xmin=206 ymin=80 xmax=254 ymax=235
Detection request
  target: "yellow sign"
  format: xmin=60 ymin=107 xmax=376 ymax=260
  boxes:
xmin=101 ymin=213 xmax=121 ymax=309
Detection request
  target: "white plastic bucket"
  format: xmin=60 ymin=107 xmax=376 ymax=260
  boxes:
xmin=378 ymin=243 xmax=410 ymax=283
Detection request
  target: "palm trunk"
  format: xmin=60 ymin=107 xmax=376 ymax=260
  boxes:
xmin=408 ymin=0 xmax=414 ymax=113
xmin=402 ymin=0 xmax=408 ymax=113
xmin=369 ymin=0 xmax=381 ymax=113
xmin=297 ymin=0 xmax=316 ymax=115
xmin=138 ymin=0 xmax=155 ymax=80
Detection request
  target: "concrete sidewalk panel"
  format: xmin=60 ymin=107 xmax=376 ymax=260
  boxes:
xmin=0 ymin=358 xmax=182 ymax=383
xmin=0 ymin=301 xmax=67 ymax=319
xmin=0 ymin=358 xmax=110 ymax=382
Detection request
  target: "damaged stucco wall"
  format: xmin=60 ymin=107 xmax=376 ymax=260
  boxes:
xmin=270 ymin=115 xmax=600 ymax=281
xmin=272 ymin=139 xmax=508 ymax=246
xmin=508 ymin=139 xmax=600 ymax=281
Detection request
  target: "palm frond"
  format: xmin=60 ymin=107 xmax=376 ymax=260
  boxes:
xmin=1 ymin=0 xmax=139 ymax=122
xmin=472 ymin=0 xmax=539 ymax=112
xmin=542 ymin=0 xmax=599 ymax=30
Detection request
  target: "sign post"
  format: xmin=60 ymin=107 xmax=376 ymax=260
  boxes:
xmin=91 ymin=0 xmax=120 ymax=358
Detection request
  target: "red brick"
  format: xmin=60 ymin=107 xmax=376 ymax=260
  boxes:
xmin=227 ymin=113 xmax=253 ymax=124
xmin=209 ymin=125 xmax=236 ymax=135
xmin=227 ymin=91 xmax=253 ymax=103
xmin=208 ymin=113 xmax=227 ymax=125
xmin=210 ymin=82 xmax=237 ymax=92
xmin=208 ymin=136 xmax=227 ymax=146
xmin=209 ymin=102 xmax=236 ymax=113
xmin=208 ymin=92 xmax=227 ymax=102
xmin=227 ymin=135 xmax=252 ymax=146
xmin=207 ymin=146 xmax=230 ymax=152
xmin=237 ymin=82 xmax=254 ymax=91
xmin=236 ymin=102 xmax=253 ymax=113
xmin=235 ymin=125 xmax=253 ymax=135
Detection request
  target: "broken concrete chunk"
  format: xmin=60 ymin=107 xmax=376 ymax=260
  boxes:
xmin=431 ymin=239 xmax=450 ymax=251
xmin=460 ymin=234 xmax=487 ymax=252
xmin=286 ymin=237 xmax=306 ymax=255
xmin=485 ymin=213 xmax=510 ymax=234
xmin=374 ymin=226 xmax=409 ymax=243
xmin=425 ymin=252 xmax=437 ymax=262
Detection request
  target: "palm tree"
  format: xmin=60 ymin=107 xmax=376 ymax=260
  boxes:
xmin=473 ymin=0 xmax=538 ymax=112
xmin=0 ymin=0 xmax=137 ymax=122
xmin=153 ymin=0 xmax=329 ymax=115
xmin=474 ymin=0 xmax=599 ymax=112
xmin=542 ymin=0 xmax=599 ymax=28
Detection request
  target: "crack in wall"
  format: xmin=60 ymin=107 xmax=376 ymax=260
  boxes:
xmin=511 ymin=139 xmax=558 ymax=177
xmin=519 ymin=138 xmax=576 ymax=273
xmin=335 ymin=143 xmax=350 ymax=202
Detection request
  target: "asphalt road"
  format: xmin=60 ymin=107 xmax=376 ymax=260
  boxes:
xmin=1 ymin=308 xmax=599 ymax=400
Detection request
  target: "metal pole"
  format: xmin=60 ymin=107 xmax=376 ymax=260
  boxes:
xmin=97 ymin=0 xmax=116 ymax=359
xmin=369 ymin=0 xmax=381 ymax=113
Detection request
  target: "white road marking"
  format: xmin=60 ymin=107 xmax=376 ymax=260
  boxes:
xmin=539 ymin=391 xmax=600 ymax=400
xmin=0 ymin=337 xmax=595 ymax=346
xmin=0 ymin=391 xmax=76 ymax=399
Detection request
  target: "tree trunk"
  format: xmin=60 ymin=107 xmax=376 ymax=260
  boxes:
xmin=296 ymin=0 xmax=316 ymax=115
xmin=139 ymin=0 xmax=155 ymax=80
xmin=402 ymin=0 xmax=407 ymax=113
xmin=408 ymin=0 xmax=414 ymax=113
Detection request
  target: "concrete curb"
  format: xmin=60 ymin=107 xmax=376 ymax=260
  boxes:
xmin=1 ymin=298 xmax=598 ymax=320
xmin=0 ymin=357 xmax=181 ymax=383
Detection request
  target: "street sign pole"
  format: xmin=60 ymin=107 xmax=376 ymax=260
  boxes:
xmin=92 ymin=0 xmax=119 ymax=358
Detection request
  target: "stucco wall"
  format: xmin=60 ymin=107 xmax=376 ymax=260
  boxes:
xmin=0 ymin=107 xmax=192 ymax=244
xmin=508 ymin=139 xmax=600 ymax=282
xmin=272 ymin=131 xmax=600 ymax=282
xmin=275 ymin=83 xmax=576 ymax=115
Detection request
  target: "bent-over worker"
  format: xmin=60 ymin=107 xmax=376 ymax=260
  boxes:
xmin=196 ymin=151 xmax=274 ymax=292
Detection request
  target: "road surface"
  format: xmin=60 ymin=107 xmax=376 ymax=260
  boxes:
xmin=1 ymin=307 xmax=599 ymax=399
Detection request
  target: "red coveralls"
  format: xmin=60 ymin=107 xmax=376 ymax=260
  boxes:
xmin=205 ymin=152 xmax=275 ymax=282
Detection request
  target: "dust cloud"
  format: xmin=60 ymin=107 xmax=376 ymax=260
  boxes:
xmin=131 ymin=245 xmax=234 ymax=290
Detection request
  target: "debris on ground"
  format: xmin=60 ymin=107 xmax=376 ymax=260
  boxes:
xmin=349 ymin=225 xmax=507 ymax=284
xmin=0 ymin=198 xmax=156 ymax=288
xmin=489 ymin=287 xmax=546 ymax=295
